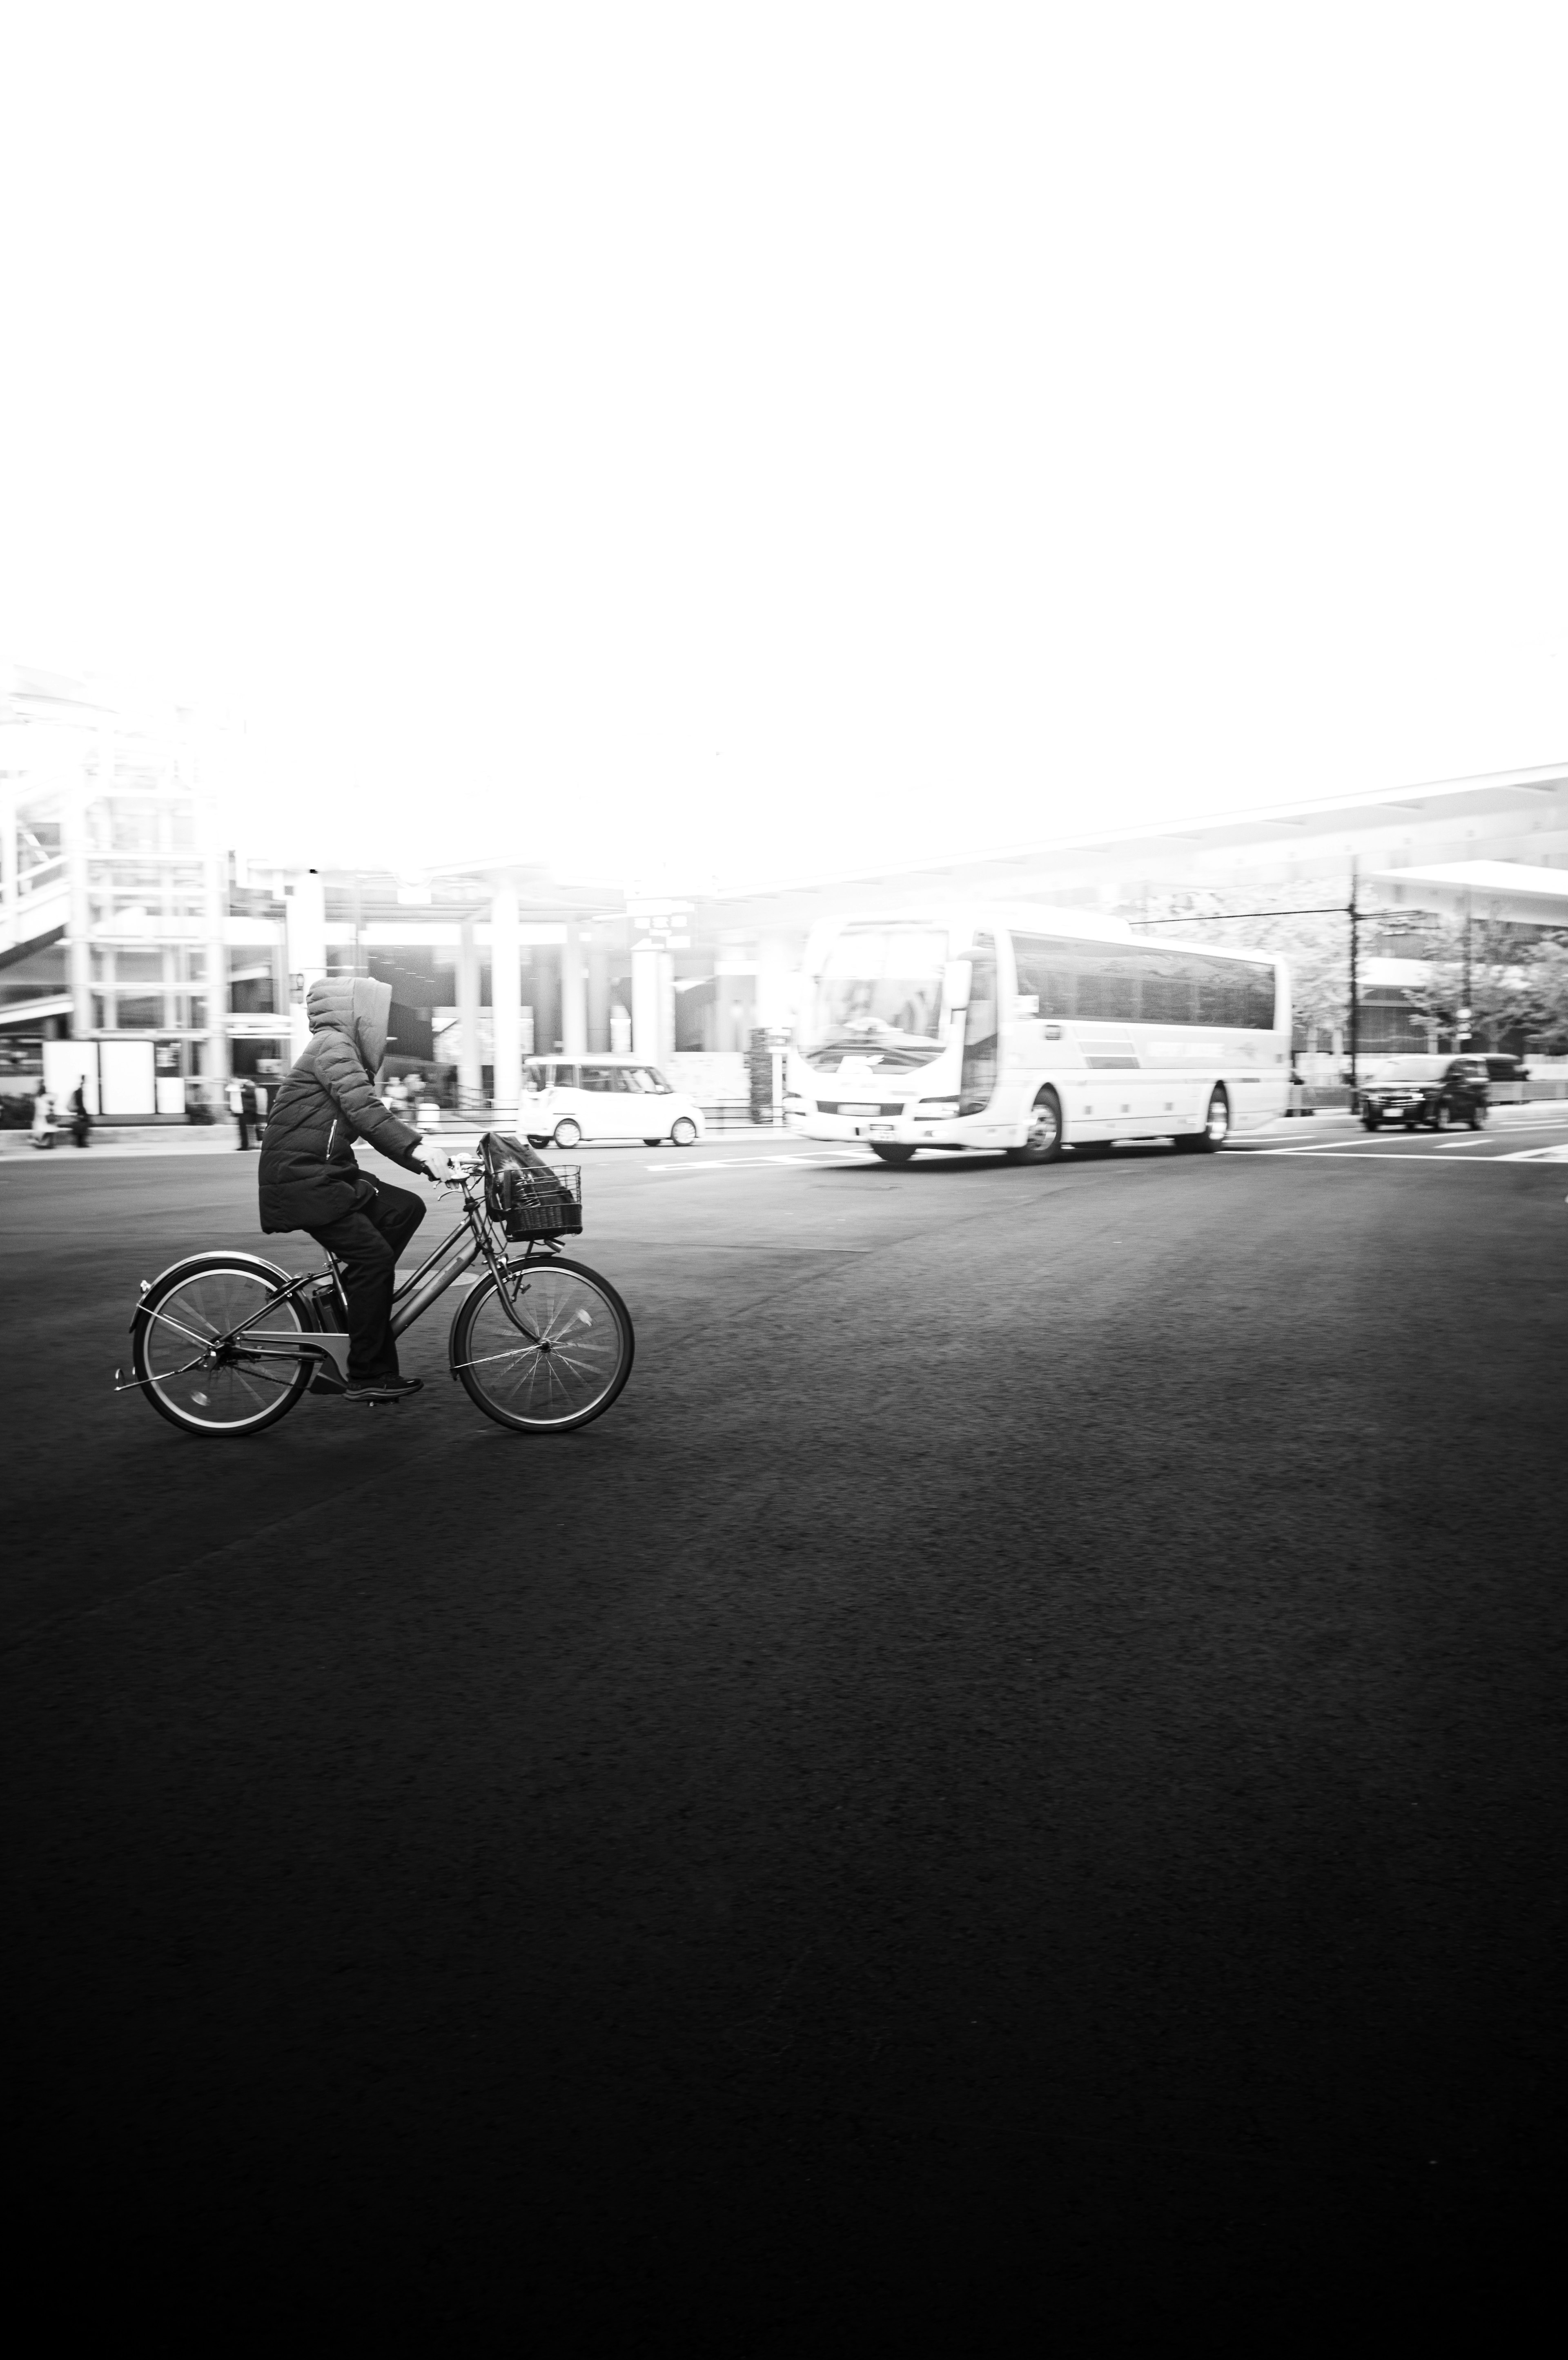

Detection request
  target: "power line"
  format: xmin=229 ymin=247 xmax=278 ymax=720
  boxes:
xmin=1128 ymin=905 xmax=1350 ymax=923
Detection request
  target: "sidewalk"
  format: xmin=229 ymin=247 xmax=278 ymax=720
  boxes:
xmin=0 ymin=1125 xmax=243 ymax=1159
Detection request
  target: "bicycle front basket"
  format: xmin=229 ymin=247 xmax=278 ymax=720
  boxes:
xmin=481 ymin=1134 xmax=584 ymax=1239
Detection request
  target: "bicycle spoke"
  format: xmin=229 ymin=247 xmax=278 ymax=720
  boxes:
xmin=455 ymin=1344 xmax=540 ymax=1371
xmin=138 ymin=1266 xmax=311 ymax=1433
xmin=455 ymin=1260 xmax=630 ymax=1431
xmin=145 ymin=1304 xmax=218 ymax=1350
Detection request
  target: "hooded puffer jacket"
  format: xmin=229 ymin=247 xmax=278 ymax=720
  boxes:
xmin=257 ymin=976 xmax=429 ymax=1232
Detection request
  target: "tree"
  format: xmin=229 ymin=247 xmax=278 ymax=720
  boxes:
xmin=1517 ymin=934 xmax=1568 ymax=1052
xmin=1399 ymin=911 xmax=1540 ymax=1050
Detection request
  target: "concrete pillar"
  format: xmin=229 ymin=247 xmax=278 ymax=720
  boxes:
xmin=62 ymin=740 xmax=94 ymax=1045
xmin=284 ymin=870 xmax=326 ymax=1063
xmin=204 ymin=850 xmax=231 ymax=1085
xmin=587 ymin=946 xmax=610 ymax=1053
xmin=530 ymin=949 xmax=559 ymax=1055
xmin=561 ymin=915 xmax=587 ymax=1055
xmin=631 ymin=940 xmax=662 ymax=1058
xmin=659 ymin=951 xmax=675 ymax=1065
xmin=457 ymin=918 xmax=483 ymax=1101
xmin=490 ymin=879 xmax=523 ymax=1109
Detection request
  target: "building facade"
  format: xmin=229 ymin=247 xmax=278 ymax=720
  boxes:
xmin=0 ymin=664 xmax=243 ymax=1114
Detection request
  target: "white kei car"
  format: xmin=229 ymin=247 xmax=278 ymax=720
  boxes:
xmin=515 ymin=1054 xmax=707 ymax=1149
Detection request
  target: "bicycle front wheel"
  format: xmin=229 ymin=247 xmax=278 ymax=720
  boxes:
xmin=452 ymin=1256 xmax=633 ymax=1433
xmin=132 ymin=1254 xmax=312 ymax=1437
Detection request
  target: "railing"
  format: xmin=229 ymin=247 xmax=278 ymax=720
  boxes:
xmin=699 ymin=1100 xmax=784 ymax=1131
xmin=402 ymin=1088 xmax=783 ymax=1134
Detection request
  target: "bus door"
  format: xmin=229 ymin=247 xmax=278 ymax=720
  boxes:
xmin=960 ymin=933 xmax=999 ymax=1113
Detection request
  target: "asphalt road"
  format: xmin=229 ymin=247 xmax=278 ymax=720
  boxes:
xmin=5 ymin=1117 xmax=1567 ymax=2338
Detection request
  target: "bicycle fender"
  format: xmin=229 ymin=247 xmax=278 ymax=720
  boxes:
xmin=129 ymin=1249 xmax=299 ymax=1330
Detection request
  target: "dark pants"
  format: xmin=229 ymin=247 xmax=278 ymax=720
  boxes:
xmin=305 ymin=1179 xmax=426 ymax=1382
xmin=235 ymin=1117 xmax=253 ymax=1151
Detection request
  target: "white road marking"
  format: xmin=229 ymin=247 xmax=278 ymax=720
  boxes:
xmin=643 ymin=1150 xmax=873 ymax=1173
xmin=1237 ymin=1135 xmax=1370 ymax=1152
xmin=1495 ymin=1143 xmax=1568 ymax=1163
xmin=1246 ymin=1146 xmax=1542 ymax=1164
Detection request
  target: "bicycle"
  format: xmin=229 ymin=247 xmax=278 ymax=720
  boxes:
xmin=115 ymin=1134 xmax=634 ymax=1439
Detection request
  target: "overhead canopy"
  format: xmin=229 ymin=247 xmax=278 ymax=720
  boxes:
xmin=1370 ymin=860 xmax=1568 ymax=925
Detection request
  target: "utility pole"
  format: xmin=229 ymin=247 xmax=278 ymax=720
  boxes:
xmin=1347 ymin=858 xmax=1359 ymax=1093
xmin=1459 ymin=891 xmax=1473 ymax=1049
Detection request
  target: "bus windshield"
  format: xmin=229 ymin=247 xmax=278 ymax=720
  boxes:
xmin=802 ymin=925 xmax=949 ymax=1067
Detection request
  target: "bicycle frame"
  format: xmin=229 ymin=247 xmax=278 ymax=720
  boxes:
xmin=121 ymin=1168 xmax=559 ymax=1395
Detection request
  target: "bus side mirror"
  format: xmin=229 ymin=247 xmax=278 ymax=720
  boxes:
xmin=944 ymin=958 xmax=972 ymax=1014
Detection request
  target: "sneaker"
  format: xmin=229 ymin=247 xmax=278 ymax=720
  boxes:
xmin=343 ymin=1375 xmax=424 ymax=1402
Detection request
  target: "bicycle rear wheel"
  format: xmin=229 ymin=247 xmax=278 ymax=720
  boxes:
xmin=452 ymin=1256 xmax=633 ymax=1433
xmin=131 ymin=1254 xmax=312 ymax=1436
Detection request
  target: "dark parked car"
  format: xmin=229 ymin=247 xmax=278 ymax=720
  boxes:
xmin=1358 ymin=1055 xmax=1511 ymax=1132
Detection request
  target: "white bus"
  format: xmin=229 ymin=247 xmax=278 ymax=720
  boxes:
xmin=786 ymin=908 xmax=1290 ymax=1162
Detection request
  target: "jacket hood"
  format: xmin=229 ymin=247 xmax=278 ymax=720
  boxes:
xmin=306 ymin=975 xmax=393 ymax=1074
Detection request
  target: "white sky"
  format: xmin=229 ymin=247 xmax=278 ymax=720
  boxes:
xmin=3 ymin=1 xmax=1565 ymax=887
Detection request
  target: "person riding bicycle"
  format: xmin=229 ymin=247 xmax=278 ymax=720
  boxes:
xmin=258 ymin=976 xmax=450 ymax=1402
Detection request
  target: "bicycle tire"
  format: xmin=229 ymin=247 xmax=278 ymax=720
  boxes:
xmin=452 ymin=1255 xmax=633 ymax=1433
xmin=131 ymin=1252 xmax=312 ymax=1437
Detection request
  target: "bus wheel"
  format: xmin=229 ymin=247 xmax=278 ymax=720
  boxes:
xmin=870 ymin=1143 xmax=917 ymax=1164
xmin=1004 ymin=1088 xmax=1064 ymax=1165
xmin=1179 ymin=1087 xmax=1229 ymax=1153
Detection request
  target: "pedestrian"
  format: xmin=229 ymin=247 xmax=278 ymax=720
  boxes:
xmin=228 ymin=1076 xmax=260 ymax=1150
xmin=68 ymin=1076 xmax=92 ymax=1149
xmin=30 ymin=1085 xmax=57 ymax=1149
xmin=384 ymin=1074 xmax=410 ymax=1121
xmin=257 ymin=976 xmax=450 ymax=1403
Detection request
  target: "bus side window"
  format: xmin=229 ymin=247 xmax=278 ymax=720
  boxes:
xmin=1077 ymin=951 xmax=1138 ymax=1023
xmin=1192 ymin=959 xmax=1247 ymax=1027
xmin=1243 ymin=963 xmax=1276 ymax=1029
xmin=1135 ymin=947 xmax=1196 ymax=1025
xmin=1012 ymin=936 xmax=1077 ymax=1018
